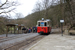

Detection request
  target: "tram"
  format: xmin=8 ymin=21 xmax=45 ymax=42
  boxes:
xmin=36 ymin=18 xmax=51 ymax=35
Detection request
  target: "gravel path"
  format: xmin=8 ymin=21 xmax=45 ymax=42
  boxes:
xmin=0 ymin=33 xmax=39 ymax=49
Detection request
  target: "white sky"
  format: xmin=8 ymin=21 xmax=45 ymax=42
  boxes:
xmin=0 ymin=0 xmax=38 ymax=19
xmin=15 ymin=0 xmax=38 ymax=17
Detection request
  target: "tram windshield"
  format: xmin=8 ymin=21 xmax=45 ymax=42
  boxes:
xmin=41 ymin=22 xmax=44 ymax=26
xmin=38 ymin=22 xmax=47 ymax=26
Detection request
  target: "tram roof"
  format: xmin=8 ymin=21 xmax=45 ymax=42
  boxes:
xmin=37 ymin=20 xmax=50 ymax=22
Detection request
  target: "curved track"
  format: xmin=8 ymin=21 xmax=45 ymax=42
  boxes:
xmin=0 ymin=34 xmax=29 ymax=43
xmin=2 ymin=35 xmax=45 ymax=50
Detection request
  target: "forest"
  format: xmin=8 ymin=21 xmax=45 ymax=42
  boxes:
xmin=0 ymin=0 xmax=75 ymax=34
xmin=23 ymin=0 xmax=75 ymax=28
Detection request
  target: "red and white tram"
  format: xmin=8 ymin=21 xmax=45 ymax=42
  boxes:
xmin=36 ymin=18 xmax=51 ymax=35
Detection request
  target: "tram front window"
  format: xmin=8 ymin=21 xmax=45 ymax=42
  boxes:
xmin=40 ymin=22 xmax=44 ymax=26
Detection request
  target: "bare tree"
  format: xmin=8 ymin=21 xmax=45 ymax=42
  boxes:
xmin=33 ymin=1 xmax=42 ymax=13
xmin=42 ymin=0 xmax=51 ymax=19
xmin=32 ymin=0 xmax=43 ymax=21
xmin=33 ymin=0 xmax=51 ymax=19
xmin=0 ymin=0 xmax=19 ymax=15
xmin=63 ymin=0 xmax=75 ymax=26
xmin=15 ymin=13 xmax=24 ymax=19
xmin=15 ymin=13 xmax=24 ymax=24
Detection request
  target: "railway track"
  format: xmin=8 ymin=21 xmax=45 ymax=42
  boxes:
xmin=2 ymin=35 xmax=45 ymax=50
xmin=0 ymin=34 xmax=28 ymax=43
xmin=0 ymin=33 xmax=36 ymax=43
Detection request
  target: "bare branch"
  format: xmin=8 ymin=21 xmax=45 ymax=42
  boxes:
xmin=0 ymin=8 xmax=15 ymax=14
xmin=0 ymin=6 xmax=12 ymax=10
xmin=0 ymin=0 xmax=20 ymax=15
xmin=0 ymin=0 xmax=8 ymax=7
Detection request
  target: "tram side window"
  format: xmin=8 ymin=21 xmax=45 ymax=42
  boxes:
xmin=38 ymin=22 xmax=40 ymax=26
xmin=45 ymin=22 xmax=47 ymax=26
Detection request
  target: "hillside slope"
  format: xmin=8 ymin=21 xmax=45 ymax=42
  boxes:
xmin=23 ymin=3 xmax=75 ymax=27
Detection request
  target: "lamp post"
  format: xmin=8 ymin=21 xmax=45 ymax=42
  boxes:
xmin=60 ymin=20 xmax=64 ymax=36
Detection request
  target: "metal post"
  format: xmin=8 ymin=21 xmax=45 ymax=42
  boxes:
xmin=61 ymin=23 xmax=63 ymax=36
xmin=60 ymin=20 xmax=64 ymax=36
xmin=11 ymin=26 xmax=12 ymax=34
xmin=6 ymin=26 xmax=8 ymax=37
xmin=14 ymin=26 xmax=15 ymax=34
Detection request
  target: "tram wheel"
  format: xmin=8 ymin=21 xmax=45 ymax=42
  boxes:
xmin=38 ymin=32 xmax=43 ymax=35
xmin=38 ymin=33 xmax=41 ymax=35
